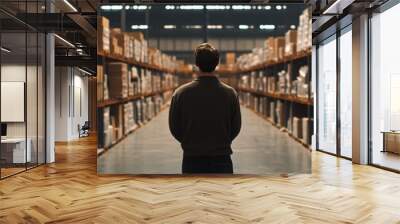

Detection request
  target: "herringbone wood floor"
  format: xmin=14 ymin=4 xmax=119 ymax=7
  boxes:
xmin=1 ymin=136 xmax=400 ymax=223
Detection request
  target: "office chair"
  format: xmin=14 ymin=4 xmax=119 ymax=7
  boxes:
xmin=79 ymin=121 xmax=90 ymax=138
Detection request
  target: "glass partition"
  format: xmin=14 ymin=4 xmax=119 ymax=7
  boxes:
xmin=370 ymin=3 xmax=400 ymax=171
xmin=0 ymin=1 xmax=46 ymax=179
xmin=1 ymin=31 xmax=28 ymax=177
xmin=317 ymin=35 xmax=337 ymax=154
xmin=339 ymin=26 xmax=352 ymax=158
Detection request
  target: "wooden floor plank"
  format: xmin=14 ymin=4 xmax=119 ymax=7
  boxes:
xmin=0 ymin=136 xmax=400 ymax=223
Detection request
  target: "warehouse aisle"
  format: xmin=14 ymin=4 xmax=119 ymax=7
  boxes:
xmin=98 ymin=106 xmax=311 ymax=174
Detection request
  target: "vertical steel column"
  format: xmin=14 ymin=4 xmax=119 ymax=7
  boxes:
xmin=46 ymin=0 xmax=56 ymax=163
xmin=315 ymin=45 xmax=320 ymax=150
xmin=336 ymin=27 xmax=341 ymax=157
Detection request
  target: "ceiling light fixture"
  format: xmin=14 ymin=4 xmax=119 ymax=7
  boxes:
xmin=131 ymin=25 xmax=148 ymax=30
xmin=1 ymin=47 xmax=11 ymax=53
xmin=264 ymin=6 xmax=271 ymax=10
xmin=100 ymin=5 xmax=123 ymax=10
xmin=239 ymin=25 xmax=249 ymax=30
xmin=206 ymin=5 xmax=226 ymax=10
xmin=207 ymin=25 xmax=223 ymax=29
xmin=259 ymin=25 xmax=276 ymax=30
xmin=54 ymin=34 xmax=75 ymax=48
xmin=276 ymin=5 xmax=282 ymax=10
xmin=63 ymin=0 xmax=78 ymax=12
xmin=163 ymin=25 xmax=176 ymax=29
xmin=184 ymin=25 xmax=202 ymax=29
xmin=290 ymin=25 xmax=296 ymax=29
xmin=232 ymin=5 xmax=251 ymax=10
xmin=180 ymin=5 xmax=204 ymax=10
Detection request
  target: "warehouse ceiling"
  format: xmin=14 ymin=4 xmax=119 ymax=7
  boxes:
xmin=100 ymin=4 xmax=306 ymax=38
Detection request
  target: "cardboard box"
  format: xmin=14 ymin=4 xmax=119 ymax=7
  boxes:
xmin=302 ymin=118 xmax=312 ymax=144
xmin=273 ymin=37 xmax=285 ymax=61
xmin=285 ymin=30 xmax=297 ymax=57
xmin=97 ymin=16 xmax=110 ymax=53
xmin=226 ymin=52 xmax=236 ymax=64
xmin=108 ymin=62 xmax=128 ymax=98
xmin=110 ymin=28 xmax=123 ymax=56
xmin=293 ymin=117 xmax=302 ymax=139
xmin=97 ymin=65 xmax=104 ymax=101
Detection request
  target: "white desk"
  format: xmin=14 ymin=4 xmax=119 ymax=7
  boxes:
xmin=1 ymin=138 xmax=31 ymax=163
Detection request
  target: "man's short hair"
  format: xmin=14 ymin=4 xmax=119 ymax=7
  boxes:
xmin=195 ymin=43 xmax=219 ymax=73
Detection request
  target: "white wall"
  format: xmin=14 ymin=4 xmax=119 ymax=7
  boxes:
xmin=55 ymin=67 xmax=89 ymax=141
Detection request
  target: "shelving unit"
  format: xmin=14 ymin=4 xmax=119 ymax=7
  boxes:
xmin=235 ymin=50 xmax=313 ymax=147
xmin=98 ymin=51 xmax=175 ymax=74
xmin=237 ymin=87 xmax=313 ymax=106
xmin=97 ymin=51 xmax=179 ymax=155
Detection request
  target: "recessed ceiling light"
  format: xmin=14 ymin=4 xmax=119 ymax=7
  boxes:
xmin=131 ymin=25 xmax=148 ymax=30
xmin=276 ymin=5 xmax=282 ymax=10
xmin=206 ymin=5 xmax=227 ymax=10
xmin=207 ymin=25 xmax=223 ymax=29
xmin=260 ymin=25 xmax=276 ymax=30
xmin=290 ymin=25 xmax=296 ymax=29
xmin=232 ymin=5 xmax=251 ymax=10
xmin=184 ymin=25 xmax=202 ymax=29
xmin=163 ymin=25 xmax=176 ymax=29
xmin=180 ymin=5 xmax=204 ymax=10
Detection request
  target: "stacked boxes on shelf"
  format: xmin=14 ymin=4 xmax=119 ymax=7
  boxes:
xmin=285 ymin=30 xmax=297 ymax=57
xmin=238 ymin=92 xmax=313 ymax=146
xmin=238 ymin=66 xmax=311 ymax=100
xmin=110 ymin=28 xmax=124 ymax=56
xmin=128 ymin=67 xmax=140 ymax=96
xmin=97 ymin=65 xmax=104 ymax=101
xmin=98 ymin=16 xmax=184 ymax=71
xmin=289 ymin=116 xmax=313 ymax=144
xmin=124 ymin=102 xmax=137 ymax=134
xmin=108 ymin=63 xmax=128 ymax=99
xmin=296 ymin=9 xmax=312 ymax=53
xmin=236 ymin=10 xmax=311 ymax=70
xmin=292 ymin=65 xmax=310 ymax=99
xmin=302 ymin=118 xmax=312 ymax=144
xmin=275 ymin=100 xmax=286 ymax=127
xmin=103 ymin=107 xmax=112 ymax=147
xmin=98 ymin=16 xmax=110 ymax=53
xmin=103 ymin=105 xmax=124 ymax=148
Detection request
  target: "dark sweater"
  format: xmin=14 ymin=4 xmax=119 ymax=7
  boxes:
xmin=168 ymin=76 xmax=241 ymax=156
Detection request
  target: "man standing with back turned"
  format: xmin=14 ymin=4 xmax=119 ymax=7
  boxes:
xmin=169 ymin=43 xmax=242 ymax=174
